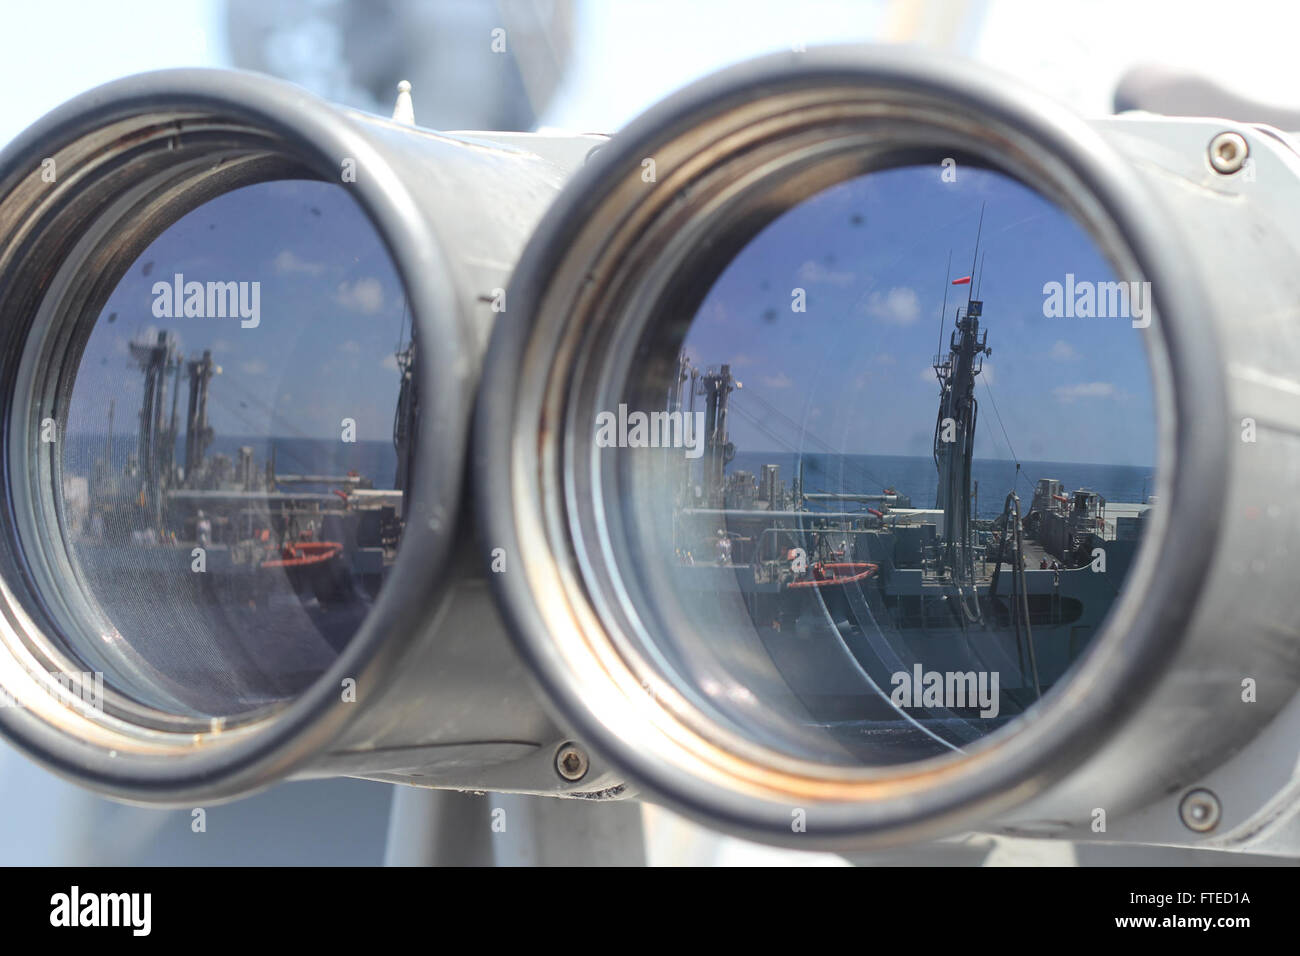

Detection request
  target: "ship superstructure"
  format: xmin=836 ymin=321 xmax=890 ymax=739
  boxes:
xmin=669 ymin=257 xmax=1152 ymax=760
xmin=67 ymin=326 xmax=413 ymax=606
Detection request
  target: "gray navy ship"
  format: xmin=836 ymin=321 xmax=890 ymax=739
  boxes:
xmin=64 ymin=329 xmax=412 ymax=616
xmin=668 ymin=288 xmax=1152 ymax=762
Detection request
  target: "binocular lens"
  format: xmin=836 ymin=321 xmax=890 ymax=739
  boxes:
xmin=42 ymin=179 xmax=409 ymax=719
xmin=606 ymin=162 xmax=1158 ymax=767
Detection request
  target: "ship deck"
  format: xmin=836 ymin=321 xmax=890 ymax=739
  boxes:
xmin=924 ymin=537 xmax=1057 ymax=586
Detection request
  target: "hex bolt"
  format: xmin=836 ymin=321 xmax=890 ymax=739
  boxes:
xmin=555 ymin=742 xmax=590 ymax=782
xmin=1208 ymin=132 xmax=1249 ymax=174
xmin=1179 ymin=788 xmax=1222 ymax=833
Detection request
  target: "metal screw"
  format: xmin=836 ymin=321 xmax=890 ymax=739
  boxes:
xmin=1179 ymin=788 xmax=1222 ymax=832
xmin=555 ymin=742 xmax=589 ymax=782
xmin=1208 ymin=132 xmax=1248 ymax=174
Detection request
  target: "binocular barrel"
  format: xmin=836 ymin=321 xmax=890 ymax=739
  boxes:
xmin=1 ymin=49 xmax=1298 ymax=852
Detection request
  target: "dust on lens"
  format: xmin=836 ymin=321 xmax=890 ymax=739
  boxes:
xmin=614 ymin=164 xmax=1157 ymax=767
xmin=59 ymin=180 xmax=415 ymax=718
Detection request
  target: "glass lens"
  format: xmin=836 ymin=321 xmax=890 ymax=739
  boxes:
xmin=609 ymin=163 xmax=1157 ymax=767
xmin=58 ymin=179 xmax=412 ymax=718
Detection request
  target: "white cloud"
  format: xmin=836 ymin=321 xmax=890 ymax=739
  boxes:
xmin=798 ymin=260 xmax=855 ymax=286
xmin=275 ymin=250 xmax=326 ymax=276
xmin=761 ymin=372 xmax=794 ymax=389
xmin=1054 ymin=382 xmax=1116 ymax=402
xmin=697 ymin=299 xmax=736 ymax=328
xmin=240 ymin=359 xmax=268 ymax=376
xmin=380 ymin=353 xmax=400 ymax=372
xmin=335 ymin=278 xmax=384 ymax=315
xmin=1049 ymin=340 xmax=1080 ymax=361
xmin=866 ymin=286 xmax=921 ymax=325
xmin=339 ymin=340 xmax=361 ymax=354
xmin=874 ymin=352 xmax=897 ymax=366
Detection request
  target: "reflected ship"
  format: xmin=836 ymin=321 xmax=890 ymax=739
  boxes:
xmin=64 ymin=328 xmax=413 ymax=612
xmin=669 ymin=291 xmax=1151 ymax=759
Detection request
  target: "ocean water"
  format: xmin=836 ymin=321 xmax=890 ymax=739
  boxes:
xmin=67 ymin=436 xmax=1150 ymax=518
xmin=731 ymin=451 xmax=1153 ymax=519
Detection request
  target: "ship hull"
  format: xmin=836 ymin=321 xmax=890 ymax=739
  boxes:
xmin=671 ymin=544 xmax=1132 ymax=764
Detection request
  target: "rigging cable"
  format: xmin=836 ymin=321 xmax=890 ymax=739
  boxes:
xmin=981 ymin=376 xmax=1029 ymax=497
xmin=733 ymin=390 xmax=889 ymax=491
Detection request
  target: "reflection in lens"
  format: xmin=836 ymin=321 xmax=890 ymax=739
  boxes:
xmin=611 ymin=164 xmax=1157 ymax=767
xmin=58 ymin=180 xmax=412 ymax=718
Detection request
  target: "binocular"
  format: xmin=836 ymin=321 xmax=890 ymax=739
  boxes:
xmin=1 ymin=46 xmax=1297 ymax=854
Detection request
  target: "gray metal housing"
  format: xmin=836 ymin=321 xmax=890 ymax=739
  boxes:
xmin=0 ymin=69 xmax=619 ymax=805
xmin=473 ymin=45 xmax=1300 ymax=851
xmin=990 ymin=115 xmax=1300 ymax=855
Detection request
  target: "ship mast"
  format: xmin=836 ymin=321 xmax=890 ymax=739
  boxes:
xmin=933 ymin=209 xmax=991 ymax=594
xmin=699 ymin=364 xmax=737 ymax=507
xmin=129 ymin=330 xmax=180 ymax=518
xmin=183 ymin=349 xmax=218 ymax=485
xmin=392 ymin=338 xmax=416 ymax=493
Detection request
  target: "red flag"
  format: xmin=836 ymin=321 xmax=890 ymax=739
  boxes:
xmin=952 ymin=276 xmax=972 ymax=285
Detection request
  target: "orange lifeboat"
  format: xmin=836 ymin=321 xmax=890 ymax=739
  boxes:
xmin=788 ymin=561 xmax=878 ymax=589
xmin=262 ymin=540 xmax=343 ymax=569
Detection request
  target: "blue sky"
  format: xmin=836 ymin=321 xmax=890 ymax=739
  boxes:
xmin=67 ymin=180 xmax=408 ymax=443
xmin=683 ymin=164 xmax=1157 ymax=467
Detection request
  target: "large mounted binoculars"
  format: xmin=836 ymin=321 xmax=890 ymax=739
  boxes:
xmin=1 ymin=47 xmax=1297 ymax=854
